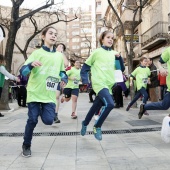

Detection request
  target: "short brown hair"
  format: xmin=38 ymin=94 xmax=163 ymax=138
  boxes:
xmin=56 ymin=43 xmax=66 ymax=51
xmin=140 ymin=56 xmax=147 ymax=62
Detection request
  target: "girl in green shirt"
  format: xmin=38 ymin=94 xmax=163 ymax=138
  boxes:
xmin=80 ymin=31 xmax=123 ymax=141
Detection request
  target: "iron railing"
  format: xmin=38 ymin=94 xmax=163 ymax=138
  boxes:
xmin=141 ymin=21 xmax=168 ymax=46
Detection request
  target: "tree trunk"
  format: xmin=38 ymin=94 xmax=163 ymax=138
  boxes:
xmin=0 ymin=12 xmax=20 ymax=110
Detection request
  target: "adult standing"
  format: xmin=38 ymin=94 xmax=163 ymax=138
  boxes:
xmin=147 ymin=58 xmax=159 ymax=102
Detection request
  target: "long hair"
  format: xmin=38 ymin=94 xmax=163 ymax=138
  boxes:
xmin=41 ymin=26 xmax=57 ymax=46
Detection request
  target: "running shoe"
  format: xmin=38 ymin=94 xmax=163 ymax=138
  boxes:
xmin=81 ymin=121 xmax=87 ymax=136
xmin=71 ymin=112 xmax=77 ymax=119
xmin=22 ymin=145 xmax=31 ymax=157
xmin=93 ymin=127 xmax=102 ymax=141
xmin=138 ymin=103 xmax=145 ymax=119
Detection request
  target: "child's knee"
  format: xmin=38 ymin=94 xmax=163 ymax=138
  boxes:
xmin=42 ymin=117 xmax=54 ymax=125
xmin=108 ymin=102 xmax=114 ymax=109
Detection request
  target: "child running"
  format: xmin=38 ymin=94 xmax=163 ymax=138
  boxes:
xmin=20 ymin=27 xmax=67 ymax=157
xmin=61 ymin=60 xmax=81 ymax=119
xmin=138 ymin=47 xmax=170 ymax=119
xmin=80 ymin=31 xmax=123 ymax=141
xmin=126 ymin=57 xmax=151 ymax=115
xmin=54 ymin=43 xmax=68 ymax=123
xmin=0 ymin=55 xmax=20 ymax=117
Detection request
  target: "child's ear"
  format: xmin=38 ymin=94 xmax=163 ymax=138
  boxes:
xmin=41 ymin=35 xmax=45 ymax=40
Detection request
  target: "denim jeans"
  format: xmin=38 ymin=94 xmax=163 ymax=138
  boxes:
xmin=144 ymin=92 xmax=170 ymax=110
xmin=129 ymin=87 xmax=148 ymax=107
xmin=83 ymin=88 xmax=114 ymax=128
xmin=23 ymin=102 xmax=56 ymax=146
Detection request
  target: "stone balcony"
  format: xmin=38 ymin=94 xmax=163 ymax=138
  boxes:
xmin=141 ymin=21 xmax=169 ymax=50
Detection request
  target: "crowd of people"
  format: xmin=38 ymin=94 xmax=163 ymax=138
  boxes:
xmin=0 ymin=27 xmax=170 ymax=157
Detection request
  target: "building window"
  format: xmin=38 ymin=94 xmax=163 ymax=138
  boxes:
xmin=72 ymin=38 xmax=80 ymax=42
xmin=96 ymin=14 xmax=102 ymax=21
xmin=96 ymin=1 xmax=101 ymax=8
xmin=72 ymin=46 xmax=80 ymax=49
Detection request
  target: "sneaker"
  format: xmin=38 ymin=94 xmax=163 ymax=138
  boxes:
xmin=0 ymin=113 xmax=4 ymax=117
xmin=81 ymin=121 xmax=87 ymax=136
xmin=54 ymin=117 xmax=61 ymax=123
xmin=126 ymin=104 xmax=131 ymax=111
xmin=22 ymin=145 xmax=31 ymax=157
xmin=93 ymin=127 xmax=102 ymax=141
xmin=94 ymin=115 xmax=99 ymax=121
xmin=138 ymin=103 xmax=145 ymax=119
xmin=71 ymin=112 xmax=77 ymax=119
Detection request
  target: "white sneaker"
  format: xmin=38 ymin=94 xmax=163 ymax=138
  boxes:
xmin=94 ymin=115 xmax=99 ymax=121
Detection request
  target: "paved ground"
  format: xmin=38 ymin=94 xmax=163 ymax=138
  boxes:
xmin=0 ymin=93 xmax=170 ymax=170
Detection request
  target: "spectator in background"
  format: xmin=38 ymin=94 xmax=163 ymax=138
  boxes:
xmin=158 ymin=71 xmax=167 ymax=100
xmin=0 ymin=54 xmax=20 ymax=117
xmin=147 ymin=58 xmax=159 ymax=102
xmin=17 ymin=74 xmax=29 ymax=107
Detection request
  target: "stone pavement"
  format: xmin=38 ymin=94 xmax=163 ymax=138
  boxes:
xmin=0 ymin=93 xmax=170 ymax=170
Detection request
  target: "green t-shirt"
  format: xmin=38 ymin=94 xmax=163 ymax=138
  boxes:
xmin=131 ymin=66 xmax=151 ymax=91
xmin=64 ymin=67 xmax=80 ymax=89
xmin=25 ymin=48 xmax=64 ymax=104
xmin=161 ymin=47 xmax=170 ymax=91
xmin=85 ymin=47 xmax=118 ymax=95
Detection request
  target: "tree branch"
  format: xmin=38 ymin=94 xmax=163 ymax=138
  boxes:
xmin=16 ymin=0 xmax=54 ymax=22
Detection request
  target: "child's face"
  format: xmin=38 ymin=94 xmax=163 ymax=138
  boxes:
xmin=43 ymin=28 xmax=57 ymax=47
xmin=102 ymin=32 xmax=114 ymax=47
xmin=56 ymin=44 xmax=64 ymax=53
xmin=74 ymin=61 xmax=81 ymax=69
xmin=141 ymin=59 xmax=148 ymax=66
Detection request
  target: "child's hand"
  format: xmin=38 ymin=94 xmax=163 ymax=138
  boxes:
xmin=60 ymin=81 xmax=66 ymax=88
xmin=15 ymin=77 xmax=20 ymax=82
xmin=31 ymin=61 xmax=42 ymax=67
xmin=147 ymin=81 xmax=151 ymax=84
xmin=159 ymin=67 xmax=168 ymax=77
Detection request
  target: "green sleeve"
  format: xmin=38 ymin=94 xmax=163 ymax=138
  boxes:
xmin=85 ymin=50 xmax=96 ymax=66
xmin=60 ymin=57 xmax=65 ymax=72
xmin=131 ymin=67 xmax=138 ymax=77
xmin=66 ymin=69 xmax=72 ymax=77
xmin=161 ymin=48 xmax=170 ymax=63
xmin=24 ymin=51 xmax=36 ymax=65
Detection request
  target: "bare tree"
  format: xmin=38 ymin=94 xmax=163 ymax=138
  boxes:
xmin=0 ymin=0 xmax=56 ymax=110
xmin=15 ymin=11 xmax=78 ymax=60
xmin=107 ymin=0 xmax=150 ymax=102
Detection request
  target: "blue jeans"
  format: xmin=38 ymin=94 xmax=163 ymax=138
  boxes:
xmin=23 ymin=102 xmax=56 ymax=146
xmin=83 ymin=88 xmax=114 ymax=128
xmin=129 ymin=87 xmax=148 ymax=107
xmin=144 ymin=92 xmax=170 ymax=110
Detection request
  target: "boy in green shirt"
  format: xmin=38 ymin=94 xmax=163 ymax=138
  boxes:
xmin=126 ymin=57 xmax=151 ymax=116
xmin=138 ymin=47 xmax=170 ymax=119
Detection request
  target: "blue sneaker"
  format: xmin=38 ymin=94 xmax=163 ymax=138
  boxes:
xmin=93 ymin=127 xmax=102 ymax=141
xmin=81 ymin=121 xmax=87 ymax=136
